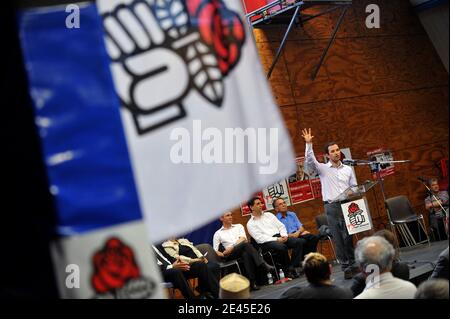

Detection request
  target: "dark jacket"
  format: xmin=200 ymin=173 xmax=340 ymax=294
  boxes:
xmin=280 ymin=283 xmax=353 ymax=299
xmin=431 ymin=247 xmax=449 ymax=279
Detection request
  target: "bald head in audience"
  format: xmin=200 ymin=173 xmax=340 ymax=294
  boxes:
xmin=355 ymin=236 xmax=395 ymax=274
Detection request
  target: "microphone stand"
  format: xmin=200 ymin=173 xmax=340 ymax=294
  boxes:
xmin=418 ymin=178 xmax=448 ymax=241
xmin=418 ymin=179 xmax=447 ymax=214
xmin=345 ymin=159 xmax=411 ymax=254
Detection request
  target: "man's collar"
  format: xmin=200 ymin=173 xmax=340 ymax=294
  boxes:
xmin=327 ymin=161 xmax=343 ymax=168
xmin=278 ymin=212 xmax=289 ymax=218
xmin=220 ymin=224 xmax=235 ymax=230
xmin=365 ymin=272 xmax=393 ymax=289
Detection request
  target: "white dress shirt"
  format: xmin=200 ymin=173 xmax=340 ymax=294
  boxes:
xmin=213 ymin=224 xmax=247 ymax=251
xmin=354 ymin=272 xmax=417 ymax=299
xmin=305 ymin=142 xmax=357 ymax=202
xmin=247 ymin=212 xmax=288 ymax=244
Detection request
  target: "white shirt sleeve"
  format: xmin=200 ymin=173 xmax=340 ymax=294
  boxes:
xmin=212 ymin=230 xmax=221 ymax=251
xmin=349 ymin=167 xmax=357 ymax=188
xmin=269 ymin=213 xmax=288 ymax=237
xmin=305 ymin=142 xmax=324 ymax=175
xmin=237 ymin=224 xmax=247 ymax=240
xmin=247 ymin=218 xmax=277 ymax=244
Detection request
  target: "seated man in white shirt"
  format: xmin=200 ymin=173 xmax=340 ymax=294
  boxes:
xmin=246 ymin=197 xmax=304 ymax=279
xmin=354 ymin=236 xmax=417 ymax=299
xmin=213 ymin=212 xmax=275 ymax=291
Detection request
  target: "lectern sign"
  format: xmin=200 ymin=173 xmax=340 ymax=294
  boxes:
xmin=341 ymin=199 xmax=372 ymax=235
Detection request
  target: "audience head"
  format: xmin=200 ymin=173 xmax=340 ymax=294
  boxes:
xmin=220 ymin=212 xmax=233 ymax=225
xmin=273 ymin=198 xmax=288 ymax=213
xmin=373 ymin=229 xmax=398 ymax=259
xmin=415 ymin=279 xmax=449 ymax=299
xmin=247 ymin=197 xmax=263 ymax=214
xmin=428 ymin=178 xmax=440 ymax=193
xmin=355 ymin=236 xmax=395 ymax=274
xmin=302 ymin=252 xmax=332 ymax=285
xmin=219 ymin=273 xmax=250 ymax=299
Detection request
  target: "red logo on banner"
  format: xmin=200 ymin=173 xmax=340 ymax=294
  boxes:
xmin=348 ymin=202 xmax=360 ymax=215
xmin=188 ymin=0 xmax=245 ymax=75
xmin=92 ymin=238 xmax=140 ymax=294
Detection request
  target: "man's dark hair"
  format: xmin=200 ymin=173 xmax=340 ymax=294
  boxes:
xmin=247 ymin=197 xmax=261 ymax=210
xmin=303 ymin=253 xmax=331 ymax=284
xmin=324 ymin=142 xmax=338 ymax=155
xmin=272 ymin=197 xmax=282 ymax=208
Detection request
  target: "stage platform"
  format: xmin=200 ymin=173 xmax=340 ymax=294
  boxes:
xmin=250 ymin=240 xmax=448 ymax=299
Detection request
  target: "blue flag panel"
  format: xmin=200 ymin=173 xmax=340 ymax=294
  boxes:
xmin=18 ymin=4 xmax=143 ymax=235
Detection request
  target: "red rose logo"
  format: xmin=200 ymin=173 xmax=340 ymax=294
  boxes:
xmin=187 ymin=0 xmax=245 ymax=75
xmin=91 ymin=238 xmax=140 ymax=294
xmin=348 ymin=203 xmax=360 ymax=214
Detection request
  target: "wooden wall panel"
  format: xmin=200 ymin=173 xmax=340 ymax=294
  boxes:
xmin=284 ymin=36 xmax=448 ymax=104
xmin=279 ymin=105 xmax=302 ymax=155
xmin=255 ymin=42 xmax=295 ymax=106
xmin=254 ymin=0 xmax=425 ymax=43
xmin=226 ymin=0 xmax=448 ymax=259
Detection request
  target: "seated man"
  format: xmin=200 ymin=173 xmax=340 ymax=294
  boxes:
xmin=246 ymin=197 xmax=304 ymax=279
xmin=350 ymin=229 xmax=410 ymax=297
xmin=425 ymin=178 xmax=449 ymax=240
xmin=354 ymin=236 xmax=417 ymax=299
xmin=213 ymin=212 xmax=275 ymax=291
xmin=280 ymin=252 xmax=353 ymax=299
xmin=152 ymin=245 xmax=196 ymax=299
xmin=274 ymin=198 xmax=319 ymax=265
xmin=161 ymin=238 xmax=220 ymax=298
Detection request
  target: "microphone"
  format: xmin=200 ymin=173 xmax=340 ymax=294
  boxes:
xmin=417 ymin=176 xmax=427 ymax=183
xmin=343 ymin=159 xmax=358 ymax=166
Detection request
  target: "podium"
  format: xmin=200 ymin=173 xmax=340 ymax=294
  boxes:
xmin=328 ymin=181 xmax=378 ymax=235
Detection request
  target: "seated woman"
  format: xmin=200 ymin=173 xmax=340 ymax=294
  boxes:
xmin=162 ymin=238 xmax=220 ymax=298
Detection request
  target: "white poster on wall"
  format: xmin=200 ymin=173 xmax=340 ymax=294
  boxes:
xmin=262 ymin=179 xmax=291 ymax=210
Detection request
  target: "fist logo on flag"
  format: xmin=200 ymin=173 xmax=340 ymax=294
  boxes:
xmin=101 ymin=0 xmax=245 ymax=135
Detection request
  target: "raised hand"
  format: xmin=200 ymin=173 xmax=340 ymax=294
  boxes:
xmin=301 ymin=128 xmax=314 ymax=143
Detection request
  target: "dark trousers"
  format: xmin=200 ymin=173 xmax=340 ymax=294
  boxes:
xmin=163 ymin=268 xmax=195 ymax=299
xmin=430 ymin=215 xmax=448 ymax=241
xmin=298 ymin=233 xmax=319 ymax=261
xmin=325 ymin=202 xmax=355 ymax=269
xmin=261 ymin=237 xmax=304 ymax=272
xmin=185 ymin=261 xmax=220 ymax=298
xmin=226 ymin=242 xmax=265 ymax=284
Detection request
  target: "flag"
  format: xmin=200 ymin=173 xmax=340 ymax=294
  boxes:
xmin=19 ymin=0 xmax=295 ymax=256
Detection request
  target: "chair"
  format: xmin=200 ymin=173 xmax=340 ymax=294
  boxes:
xmin=161 ymin=282 xmax=175 ymax=298
xmin=385 ymin=196 xmax=430 ymax=247
xmin=195 ymin=243 xmax=242 ymax=276
xmin=315 ymin=214 xmax=339 ymax=264
xmin=249 ymin=237 xmax=280 ymax=281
